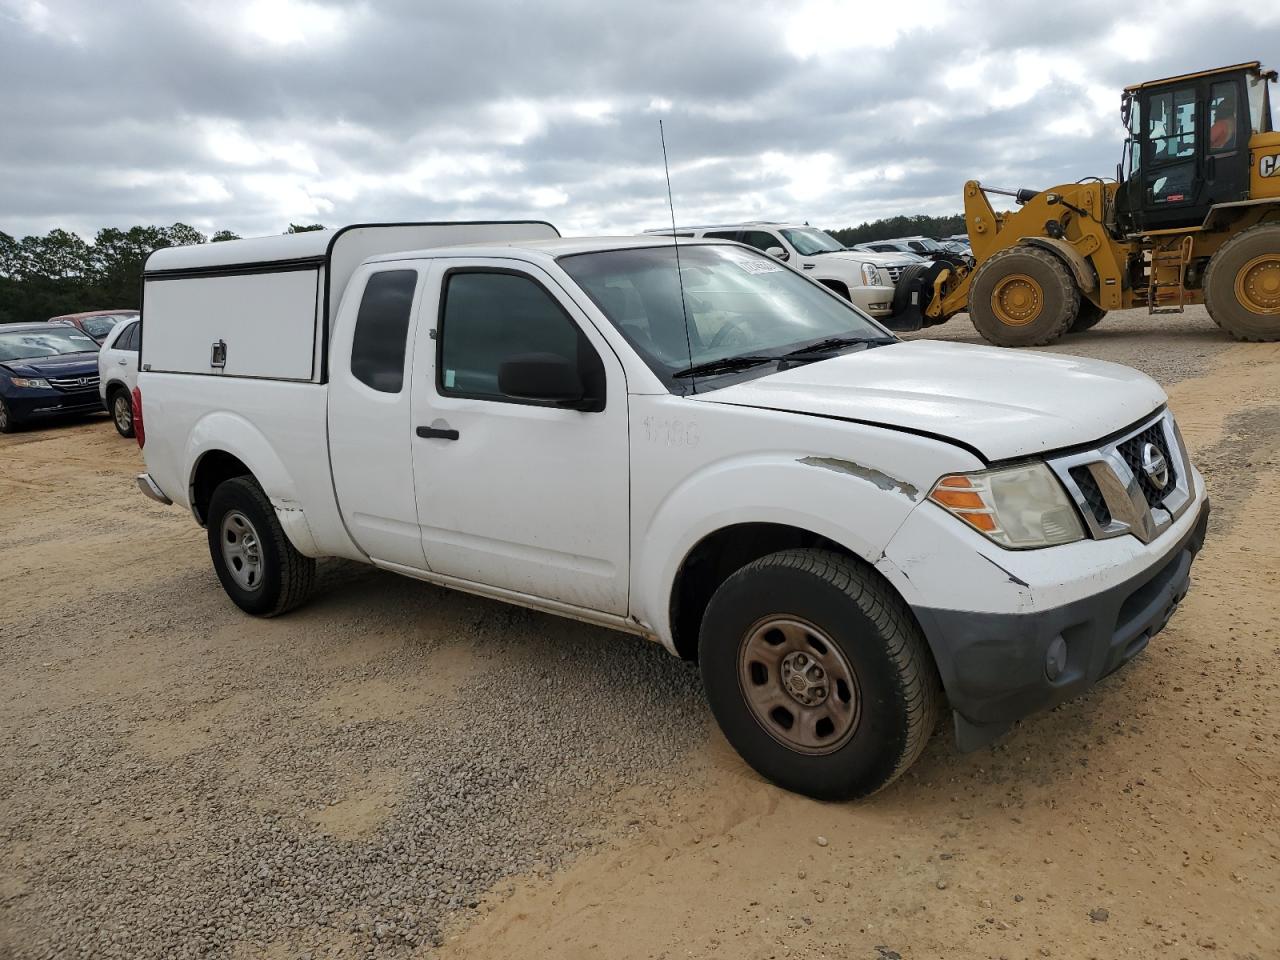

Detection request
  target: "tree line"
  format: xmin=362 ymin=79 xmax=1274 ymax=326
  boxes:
xmin=0 ymin=223 xmax=325 ymax=324
xmin=824 ymin=213 xmax=967 ymax=247
xmin=0 ymin=214 xmax=967 ymax=325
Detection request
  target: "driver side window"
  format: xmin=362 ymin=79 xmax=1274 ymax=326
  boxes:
xmin=437 ymin=270 xmax=602 ymax=404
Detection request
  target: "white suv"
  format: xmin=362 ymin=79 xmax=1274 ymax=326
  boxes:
xmin=645 ymin=223 xmax=912 ymax=319
xmin=97 ymin=316 xmax=141 ymax=437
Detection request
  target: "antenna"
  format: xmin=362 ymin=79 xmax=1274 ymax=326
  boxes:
xmin=660 ymin=119 xmax=696 ymax=393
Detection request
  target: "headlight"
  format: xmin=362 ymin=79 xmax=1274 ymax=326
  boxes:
xmin=9 ymin=377 xmax=51 ymax=389
xmin=929 ymin=462 xmax=1084 ymax=548
xmin=860 ymin=262 xmax=879 ymax=285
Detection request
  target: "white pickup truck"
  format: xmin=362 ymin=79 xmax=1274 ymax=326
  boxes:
xmin=135 ymin=221 xmax=1210 ymax=799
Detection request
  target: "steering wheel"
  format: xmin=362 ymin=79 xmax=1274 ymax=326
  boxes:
xmin=707 ymin=317 xmax=753 ymax=351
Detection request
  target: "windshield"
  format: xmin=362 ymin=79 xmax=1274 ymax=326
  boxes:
xmin=0 ymin=328 xmax=99 ymax=362
xmin=779 ymin=228 xmax=845 ymax=256
xmin=559 ymin=244 xmax=889 ymax=392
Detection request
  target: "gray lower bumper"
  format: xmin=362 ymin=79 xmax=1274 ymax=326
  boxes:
xmin=913 ymin=499 xmax=1210 ymax=751
xmin=136 ymin=473 xmax=172 ymax=505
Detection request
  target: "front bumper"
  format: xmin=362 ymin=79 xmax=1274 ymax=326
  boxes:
xmin=4 ymin=388 xmax=106 ymax=423
xmin=846 ymin=284 xmax=896 ymax=318
xmin=911 ymin=499 xmax=1209 ymax=750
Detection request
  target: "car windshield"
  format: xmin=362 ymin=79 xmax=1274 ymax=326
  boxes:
xmin=0 ymin=328 xmax=99 ymax=361
xmin=559 ymin=244 xmax=890 ymax=392
xmin=779 ymin=228 xmax=845 ymax=256
xmin=910 ymin=237 xmax=944 ymax=251
xmin=82 ymin=315 xmax=131 ymax=339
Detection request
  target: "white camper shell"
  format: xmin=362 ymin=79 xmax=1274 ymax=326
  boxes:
xmin=141 ymin=221 xmax=560 ymax=382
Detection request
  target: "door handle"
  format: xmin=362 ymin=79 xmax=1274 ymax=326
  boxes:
xmin=416 ymin=425 xmax=459 ymax=441
xmin=118 ymin=358 xmax=127 ymax=364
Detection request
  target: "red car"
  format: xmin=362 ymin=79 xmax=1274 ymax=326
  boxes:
xmin=48 ymin=309 xmax=139 ymax=344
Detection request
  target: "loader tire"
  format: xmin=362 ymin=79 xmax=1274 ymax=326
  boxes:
xmin=969 ymin=246 xmax=1079 ymax=347
xmin=1068 ymin=299 xmax=1107 ymax=334
xmin=1204 ymin=223 xmax=1280 ymax=342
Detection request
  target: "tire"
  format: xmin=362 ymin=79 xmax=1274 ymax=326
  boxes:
xmin=969 ymin=246 xmax=1080 ymax=347
xmin=1068 ymin=299 xmax=1107 ymax=334
xmin=0 ymin=398 xmax=17 ymax=434
xmin=109 ymin=387 xmax=135 ymax=438
xmin=1203 ymin=222 xmax=1280 ymax=342
xmin=889 ymin=261 xmax=953 ymax=328
xmin=206 ymin=476 xmax=316 ymax=617
xmin=699 ymin=548 xmax=942 ymax=800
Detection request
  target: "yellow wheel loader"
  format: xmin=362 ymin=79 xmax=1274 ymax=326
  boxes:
xmin=892 ymin=62 xmax=1280 ymax=346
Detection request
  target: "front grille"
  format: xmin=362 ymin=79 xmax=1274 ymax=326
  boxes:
xmin=47 ymin=374 xmax=99 ymax=391
xmin=1116 ymin=422 xmax=1176 ymax=508
xmin=885 ymin=265 xmax=906 ymax=283
xmin=1069 ymin=466 xmax=1111 ymax=526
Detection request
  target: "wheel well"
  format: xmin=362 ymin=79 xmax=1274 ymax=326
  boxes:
xmin=817 ymin=278 xmax=851 ymax=300
xmin=668 ymin=522 xmax=855 ymax=661
xmin=104 ymin=380 xmax=128 ymax=400
xmin=191 ymin=451 xmax=252 ymax=525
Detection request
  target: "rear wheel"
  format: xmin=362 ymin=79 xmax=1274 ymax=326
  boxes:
xmin=1204 ymin=223 xmax=1280 ymax=342
xmin=1068 ymin=299 xmax=1108 ymax=333
xmin=109 ymin=388 xmax=135 ymax=438
xmin=207 ymin=476 xmax=316 ymax=616
xmin=699 ymin=548 xmax=941 ymax=800
xmin=969 ymin=246 xmax=1079 ymax=347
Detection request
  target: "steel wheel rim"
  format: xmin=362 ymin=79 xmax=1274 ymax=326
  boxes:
xmin=113 ymin=394 xmax=131 ymax=431
xmin=220 ymin=511 xmax=264 ymax=592
xmin=990 ymin=273 xmax=1043 ymax=326
xmin=737 ymin=616 xmax=861 ymax=756
xmin=1235 ymin=254 xmax=1280 ymax=315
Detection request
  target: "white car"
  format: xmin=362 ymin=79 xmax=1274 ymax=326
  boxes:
xmin=133 ymin=222 xmax=1210 ymax=800
xmin=644 ymin=223 xmax=914 ymax=320
xmin=97 ymin=316 xmax=141 ymax=436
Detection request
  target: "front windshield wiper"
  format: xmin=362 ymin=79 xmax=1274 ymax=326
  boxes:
xmin=782 ymin=335 xmax=896 ymax=358
xmin=671 ymin=354 xmax=776 ymax=379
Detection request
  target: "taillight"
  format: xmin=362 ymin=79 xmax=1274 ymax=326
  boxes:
xmin=132 ymin=386 xmax=145 ymax=448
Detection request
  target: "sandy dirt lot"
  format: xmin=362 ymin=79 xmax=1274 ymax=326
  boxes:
xmin=1 ymin=306 xmax=1277 ymax=959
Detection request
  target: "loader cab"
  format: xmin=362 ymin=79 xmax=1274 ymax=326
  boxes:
xmin=1117 ymin=62 xmax=1275 ymax=234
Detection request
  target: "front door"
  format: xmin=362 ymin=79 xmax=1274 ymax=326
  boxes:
xmin=409 ymin=260 xmax=630 ymax=615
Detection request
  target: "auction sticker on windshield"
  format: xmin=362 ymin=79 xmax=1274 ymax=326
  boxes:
xmin=720 ymin=249 xmax=784 ymax=274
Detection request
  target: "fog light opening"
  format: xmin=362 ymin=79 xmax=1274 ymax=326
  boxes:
xmin=1045 ymin=635 xmax=1068 ymax=681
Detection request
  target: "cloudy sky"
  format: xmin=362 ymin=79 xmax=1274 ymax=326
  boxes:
xmin=2 ymin=0 xmax=1278 ymax=241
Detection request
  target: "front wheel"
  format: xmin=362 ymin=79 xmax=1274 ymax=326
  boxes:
xmin=207 ymin=476 xmax=316 ymax=616
xmin=699 ymin=549 xmax=942 ymax=800
xmin=969 ymin=246 xmax=1080 ymax=347
xmin=0 ymin=398 xmax=17 ymax=434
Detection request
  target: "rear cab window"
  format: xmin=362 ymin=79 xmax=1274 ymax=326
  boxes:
xmin=350 ymin=270 xmax=419 ymax=393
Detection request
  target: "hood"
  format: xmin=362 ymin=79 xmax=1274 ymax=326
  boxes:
xmin=1 ymin=352 xmax=100 ymax=379
xmin=696 ymin=339 xmax=1166 ymax=462
xmin=812 ymin=250 xmax=911 ymax=267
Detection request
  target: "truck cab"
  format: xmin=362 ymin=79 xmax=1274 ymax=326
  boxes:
xmin=134 ymin=223 xmax=1210 ymax=801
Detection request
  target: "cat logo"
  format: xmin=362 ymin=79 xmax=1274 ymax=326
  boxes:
xmin=1262 ymin=154 xmax=1279 ymax=178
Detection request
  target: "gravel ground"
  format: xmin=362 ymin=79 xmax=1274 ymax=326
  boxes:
xmin=2 ymin=305 xmax=1278 ymax=959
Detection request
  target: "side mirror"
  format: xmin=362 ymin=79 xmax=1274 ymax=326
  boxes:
xmin=765 ymin=246 xmax=789 ymax=261
xmin=498 ymin=352 xmax=586 ymax=407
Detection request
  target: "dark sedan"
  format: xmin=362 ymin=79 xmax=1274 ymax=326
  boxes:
xmin=0 ymin=323 xmax=105 ymax=433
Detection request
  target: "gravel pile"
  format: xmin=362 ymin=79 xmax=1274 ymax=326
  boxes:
xmin=0 ymin=566 xmax=708 ymax=958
